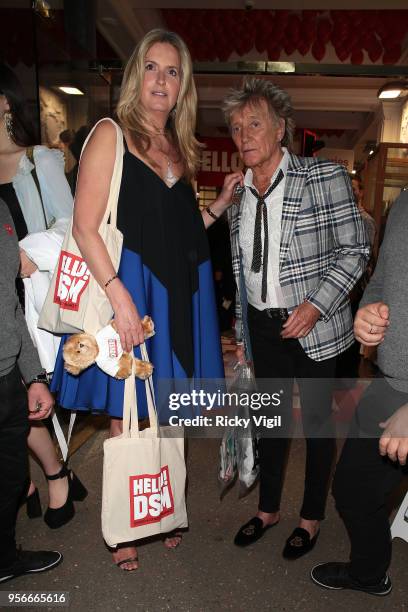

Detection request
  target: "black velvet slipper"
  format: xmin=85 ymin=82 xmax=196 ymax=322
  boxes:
xmin=282 ymin=527 xmax=320 ymax=560
xmin=234 ymin=516 xmax=279 ymax=547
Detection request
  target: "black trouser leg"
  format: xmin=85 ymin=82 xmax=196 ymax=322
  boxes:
xmin=0 ymin=367 xmax=29 ymax=569
xmin=248 ymin=304 xmax=336 ymax=518
xmin=248 ymin=306 xmax=294 ymax=513
xmin=333 ymin=376 xmax=408 ymax=584
xmin=296 ymin=360 xmax=336 ymax=521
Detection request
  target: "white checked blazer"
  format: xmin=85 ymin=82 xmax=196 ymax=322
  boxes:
xmin=227 ymin=153 xmax=370 ymax=362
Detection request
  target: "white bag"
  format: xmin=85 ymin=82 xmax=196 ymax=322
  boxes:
xmin=38 ymin=118 xmax=124 ymax=335
xmin=101 ymin=345 xmax=188 ymax=547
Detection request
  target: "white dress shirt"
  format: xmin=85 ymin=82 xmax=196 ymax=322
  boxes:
xmin=239 ymin=148 xmax=289 ymax=309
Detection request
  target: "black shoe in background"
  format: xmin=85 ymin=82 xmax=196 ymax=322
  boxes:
xmin=0 ymin=550 xmax=63 ymax=584
xmin=310 ymin=562 xmax=392 ymax=596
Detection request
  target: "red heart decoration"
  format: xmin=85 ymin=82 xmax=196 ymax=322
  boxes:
xmin=267 ymin=45 xmax=281 ymax=61
xmin=312 ymin=40 xmax=325 ymax=61
xmin=351 ymin=47 xmax=364 ymax=64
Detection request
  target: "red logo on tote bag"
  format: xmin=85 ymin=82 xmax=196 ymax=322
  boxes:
xmin=129 ymin=466 xmax=175 ymax=527
xmin=53 ymin=251 xmax=90 ymax=311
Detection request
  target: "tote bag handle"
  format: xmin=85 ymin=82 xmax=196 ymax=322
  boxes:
xmin=77 ymin=118 xmax=123 ymax=230
xmin=122 ymin=343 xmax=158 ymax=439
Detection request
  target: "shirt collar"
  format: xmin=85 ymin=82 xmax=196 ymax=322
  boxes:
xmin=244 ymin=147 xmax=288 ymax=189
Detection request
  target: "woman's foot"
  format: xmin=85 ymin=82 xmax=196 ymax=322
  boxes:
xmin=112 ymin=546 xmax=139 ymax=571
xmin=47 ymin=474 xmax=69 ymax=509
xmin=163 ymin=531 xmax=183 ymax=549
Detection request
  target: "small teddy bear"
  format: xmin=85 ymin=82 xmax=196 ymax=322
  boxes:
xmin=63 ymin=316 xmax=155 ymax=380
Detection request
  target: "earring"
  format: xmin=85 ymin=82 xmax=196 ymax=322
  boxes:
xmin=4 ymin=111 xmax=13 ymax=141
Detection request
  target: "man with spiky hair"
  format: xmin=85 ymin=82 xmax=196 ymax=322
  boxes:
xmin=223 ymin=78 xmax=369 ymax=559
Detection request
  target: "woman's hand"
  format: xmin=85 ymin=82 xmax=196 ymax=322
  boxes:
xmin=216 ymin=171 xmax=245 ymax=211
xmin=107 ymin=281 xmax=145 ymax=352
xmin=202 ymin=172 xmax=245 ymax=229
xmin=20 ymin=249 xmax=38 ymax=278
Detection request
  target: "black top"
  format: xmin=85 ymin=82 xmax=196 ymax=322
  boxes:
xmin=116 ymin=144 xmax=210 ymax=376
xmin=0 ymin=182 xmax=28 ymax=240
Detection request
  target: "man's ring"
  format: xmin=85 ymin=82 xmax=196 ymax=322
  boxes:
xmin=370 ymin=325 xmax=374 ymax=334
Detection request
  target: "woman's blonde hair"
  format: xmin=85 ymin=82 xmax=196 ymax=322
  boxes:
xmin=116 ymin=29 xmax=200 ymax=181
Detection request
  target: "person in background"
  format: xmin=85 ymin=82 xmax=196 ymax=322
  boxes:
xmin=0 ymin=196 xmax=62 ymax=584
xmin=66 ymin=125 xmax=90 ymax=194
xmin=59 ymin=128 xmax=76 ymax=177
xmin=207 ymin=213 xmax=235 ymax=333
xmin=351 ymin=175 xmax=376 ymax=248
xmin=223 ymin=78 xmax=369 ymax=559
xmin=0 ymin=63 xmax=86 ymax=530
xmin=336 ymin=174 xmax=376 ymax=378
xmin=50 ymin=29 xmax=240 ymax=571
xmin=311 ymin=189 xmax=408 ymax=596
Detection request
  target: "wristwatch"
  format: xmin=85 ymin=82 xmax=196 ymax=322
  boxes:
xmin=27 ymin=372 xmax=50 ymax=387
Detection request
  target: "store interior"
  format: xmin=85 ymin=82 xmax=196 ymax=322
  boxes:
xmin=2 ymin=1 xmax=408 ymax=256
xmin=1 ymin=3 xmax=408 ymax=607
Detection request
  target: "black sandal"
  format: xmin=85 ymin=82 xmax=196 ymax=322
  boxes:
xmin=234 ymin=516 xmax=278 ymax=547
xmin=44 ymin=464 xmax=87 ymax=529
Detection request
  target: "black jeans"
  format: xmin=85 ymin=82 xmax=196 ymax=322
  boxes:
xmin=0 ymin=366 xmax=29 ymax=569
xmin=248 ymin=304 xmax=337 ymax=519
xmin=333 ymin=375 xmax=408 ymax=584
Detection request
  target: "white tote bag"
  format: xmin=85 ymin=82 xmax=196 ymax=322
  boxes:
xmin=101 ymin=345 xmax=188 ymax=548
xmin=38 ymin=118 xmax=124 ymax=336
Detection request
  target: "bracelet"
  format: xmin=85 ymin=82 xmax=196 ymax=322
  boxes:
xmin=104 ymin=274 xmax=118 ymax=289
xmin=206 ymin=207 xmax=219 ymax=221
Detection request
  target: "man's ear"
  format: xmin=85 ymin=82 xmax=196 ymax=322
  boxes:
xmin=277 ymin=118 xmax=285 ymax=143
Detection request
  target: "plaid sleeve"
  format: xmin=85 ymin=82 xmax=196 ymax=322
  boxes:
xmin=306 ymin=165 xmax=370 ymax=322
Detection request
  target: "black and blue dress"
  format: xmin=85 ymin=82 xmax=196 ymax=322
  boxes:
xmin=51 ymin=142 xmax=224 ymax=418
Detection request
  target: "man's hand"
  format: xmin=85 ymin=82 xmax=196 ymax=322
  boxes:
xmin=20 ymin=249 xmax=38 ymax=278
xmin=379 ymin=404 xmax=408 ymax=465
xmin=354 ymin=302 xmax=389 ymax=346
xmin=281 ymin=302 xmax=320 ymax=339
xmin=28 ymin=383 xmax=54 ymax=420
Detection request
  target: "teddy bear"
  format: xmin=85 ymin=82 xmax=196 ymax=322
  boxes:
xmin=63 ymin=316 xmax=155 ymax=380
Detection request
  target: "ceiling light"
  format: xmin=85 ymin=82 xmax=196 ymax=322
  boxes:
xmin=378 ymin=81 xmax=407 ymax=99
xmin=351 ymin=169 xmax=356 ymax=174
xmin=58 ymin=86 xmax=84 ymax=95
xmin=369 ymin=150 xmax=374 ymax=155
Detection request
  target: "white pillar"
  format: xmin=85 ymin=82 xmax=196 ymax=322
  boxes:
xmin=379 ymin=100 xmax=405 ymax=143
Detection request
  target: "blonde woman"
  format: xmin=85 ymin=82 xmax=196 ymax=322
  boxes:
xmin=51 ymin=29 xmax=241 ymax=570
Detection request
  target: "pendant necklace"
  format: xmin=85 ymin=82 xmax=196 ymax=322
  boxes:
xmin=164 ymin=156 xmax=178 ymax=187
xmin=152 ymin=132 xmax=179 ymax=187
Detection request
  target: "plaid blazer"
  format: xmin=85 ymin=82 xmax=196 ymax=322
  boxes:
xmin=227 ymin=153 xmax=370 ymax=362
